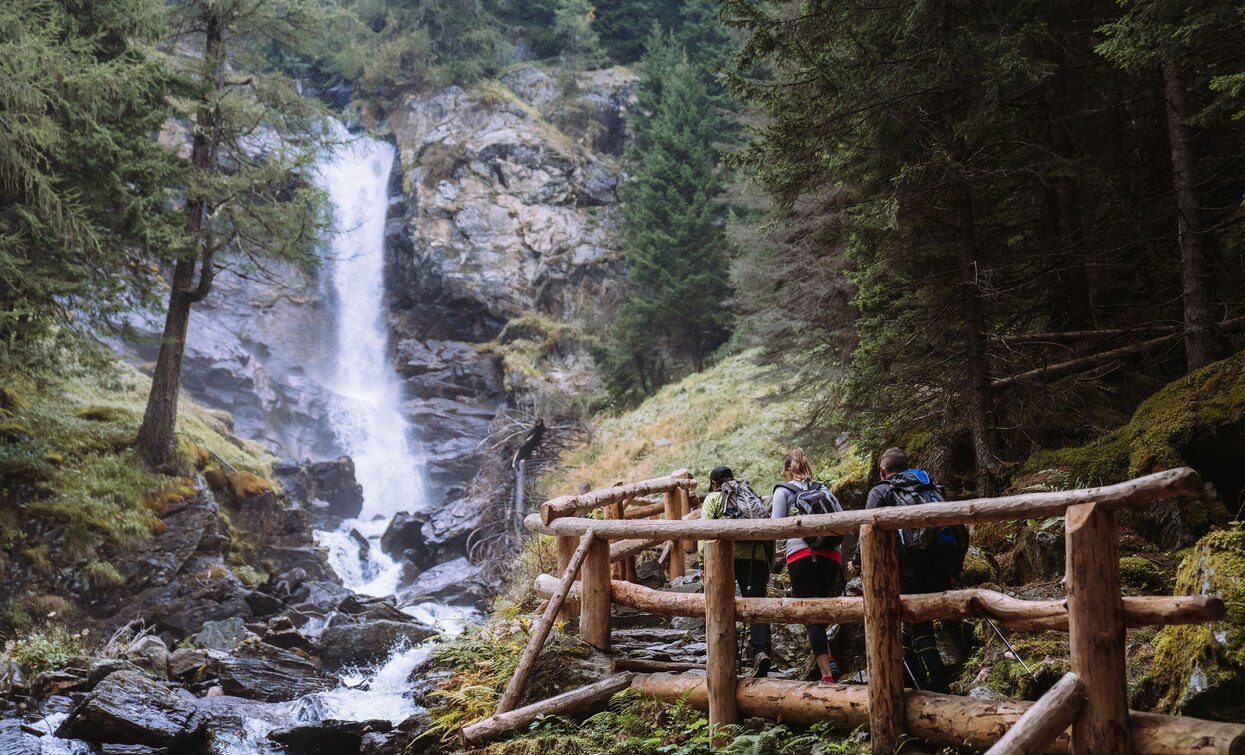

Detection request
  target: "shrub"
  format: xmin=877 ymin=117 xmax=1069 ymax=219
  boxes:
xmin=2 ymin=625 xmax=87 ymax=676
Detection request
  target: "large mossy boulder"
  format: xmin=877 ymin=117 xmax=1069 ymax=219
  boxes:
xmin=1142 ymin=528 xmax=1245 ymax=721
xmin=1020 ymin=351 xmax=1244 ymax=548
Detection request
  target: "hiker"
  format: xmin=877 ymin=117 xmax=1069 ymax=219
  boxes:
xmin=700 ymin=465 xmax=774 ymax=677
xmin=771 ymin=448 xmax=845 ymax=683
xmin=847 ymin=447 xmax=965 ymax=693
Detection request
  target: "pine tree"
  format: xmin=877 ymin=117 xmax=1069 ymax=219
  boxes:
xmin=601 ymin=30 xmax=731 ymax=403
xmin=0 ymin=0 xmax=180 ymax=345
xmin=553 ymin=0 xmax=603 ymax=68
xmin=136 ymin=0 xmax=332 ymax=468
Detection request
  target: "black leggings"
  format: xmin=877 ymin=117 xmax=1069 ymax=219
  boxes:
xmin=899 ymin=551 xmax=951 ymax=693
xmin=787 ymin=555 xmax=840 ymax=656
xmin=735 ymin=559 xmax=771 ymax=655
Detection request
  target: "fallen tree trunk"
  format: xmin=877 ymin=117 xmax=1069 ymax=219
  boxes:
xmin=629 ymin=674 xmax=1245 ymax=755
xmin=541 ymin=475 xmax=698 ymax=525
xmin=533 ymin=576 xmax=1224 ymax=631
xmin=526 ymin=468 xmax=1199 ymax=540
xmin=462 ymin=674 xmax=634 ymax=745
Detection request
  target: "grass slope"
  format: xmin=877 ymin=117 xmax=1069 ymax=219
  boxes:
xmin=541 ymin=350 xmax=817 ymax=497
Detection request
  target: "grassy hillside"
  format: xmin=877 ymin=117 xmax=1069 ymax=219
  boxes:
xmin=540 ymin=349 xmax=851 ymax=498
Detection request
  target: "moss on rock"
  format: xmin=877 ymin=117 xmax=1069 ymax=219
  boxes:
xmin=1020 ymin=350 xmax=1245 ymax=486
xmin=1144 ymin=528 xmax=1245 ymax=721
xmin=1118 ymin=555 xmax=1170 ymax=593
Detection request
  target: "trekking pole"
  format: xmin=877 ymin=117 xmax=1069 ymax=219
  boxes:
xmin=985 ymin=618 xmax=1038 ymax=683
xmin=902 ymin=656 xmax=922 ymax=691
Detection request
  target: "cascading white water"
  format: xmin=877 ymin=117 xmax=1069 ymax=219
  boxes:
xmin=313 ymin=126 xmax=426 ymax=597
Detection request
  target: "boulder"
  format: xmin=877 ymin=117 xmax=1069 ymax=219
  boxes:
xmin=125 ymin=635 xmax=170 ymax=678
xmin=166 ymin=649 xmax=209 ymax=680
xmin=215 ymin=642 xmax=335 ymax=703
xmin=359 ymin=714 xmax=438 ymax=755
xmin=109 ymin=556 xmax=255 ymax=639
xmin=273 ymin=457 xmax=365 ymax=525
xmin=267 ymin=719 xmax=392 ymax=754
xmin=397 ymin=557 xmax=489 ymax=606
xmin=0 ymin=719 xmax=40 ymax=755
xmin=55 ymin=670 xmax=206 ymax=749
xmin=196 ymin=617 xmax=258 ymax=653
xmin=99 ymin=746 xmax=168 ymax=755
xmin=231 ymin=489 xmax=336 ymax=581
xmin=379 ymin=512 xmax=431 ymax=565
xmin=1009 ymin=527 xmax=1065 ymax=584
xmin=315 ymin=620 xmax=438 ymax=669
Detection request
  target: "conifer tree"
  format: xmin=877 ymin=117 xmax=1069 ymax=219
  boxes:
xmin=136 ymin=0 xmax=331 ymax=468
xmin=601 ymin=30 xmax=731 ymax=403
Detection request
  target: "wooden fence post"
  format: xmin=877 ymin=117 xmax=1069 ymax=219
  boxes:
xmin=664 ymin=488 xmax=686 ymax=581
xmin=499 ymin=529 xmax=597 ymax=714
xmin=581 ymin=534 xmax=612 ymax=650
xmin=673 ymin=469 xmax=697 ymax=554
xmin=1066 ymin=502 xmax=1128 ymax=755
xmin=860 ymin=524 xmax=905 ymax=755
xmin=704 ymin=538 xmax=738 ymax=743
xmin=606 ymin=500 xmax=625 ymax=580
xmin=556 ymin=535 xmax=580 ymax=620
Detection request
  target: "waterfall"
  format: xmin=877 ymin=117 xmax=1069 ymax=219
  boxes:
xmin=313 ymin=127 xmax=424 ymax=597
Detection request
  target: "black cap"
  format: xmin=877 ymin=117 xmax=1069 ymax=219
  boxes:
xmin=709 ymin=466 xmax=734 ymax=485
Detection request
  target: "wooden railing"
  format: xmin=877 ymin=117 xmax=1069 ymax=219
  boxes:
xmin=461 ymin=467 xmax=1245 ymax=755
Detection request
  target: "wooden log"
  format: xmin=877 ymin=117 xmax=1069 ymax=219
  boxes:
xmin=611 ymin=658 xmax=707 ymax=673
xmin=628 ymin=674 xmax=1245 ymax=755
xmin=1065 ymin=503 xmax=1128 ymax=755
xmin=498 ymin=529 xmax=596 ymax=714
xmin=704 ymin=539 xmax=738 ymax=740
xmin=664 ymin=489 xmax=686 ymax=580
xmin=556 ymin=535 xmax=580 ymax=620
xmin=609 ymin=509 xmax=703 ymax=563
xmin=541 ymin=475 xmax=698 ymax=525
xmin=673 ymin=470 xmax=697 ymax=555
xmin=533 ymin=576 xmax=1226 ymax=631
xmin=860 ymin=524 xmax=904 ymax=754
xmin=462 ymin=674 xmax=633 ymax=745
xmin=525 ymin=469 xmax=1200 ymax=539
xmin=606 ymin=496 xmax=625 ymax=581
xmin=581 ymin=534 xmax=612 ymax=650
xmin=625 ymin=501 xmax=667 ymax=519
xmin=985 ymin=672 xmax=1085 ymax=755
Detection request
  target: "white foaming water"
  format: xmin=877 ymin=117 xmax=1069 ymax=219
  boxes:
xmin=313 ymin=126 xmax=426 ymax=596
xmin=317 ymin=128 xmax=426 ymax=524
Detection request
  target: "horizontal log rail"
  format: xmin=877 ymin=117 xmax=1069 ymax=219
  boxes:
xmin=534 ymin=575 xmax=1225 ymax=631
xmin=630 ymin=673 xmax=1245 ymax=755
xmin=540 ymin=474 xmax=698 ymax=525
xmin=527 ymin=468 xmax=1198 ymax=540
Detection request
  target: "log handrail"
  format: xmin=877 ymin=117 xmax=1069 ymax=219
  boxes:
xmin=540 ymin=474 xmax=698 ymax=525
xmin=532 ymin=576 xmax=1226 ymax=631
xmin=527 ymin=468 xmax=1198 ymax=540
xmin=473 ymin=466 xmax=1232 ymax=754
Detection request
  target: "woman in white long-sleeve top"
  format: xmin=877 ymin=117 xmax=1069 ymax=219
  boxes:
xmin=771 ymin=448 xmax=842 ymax=683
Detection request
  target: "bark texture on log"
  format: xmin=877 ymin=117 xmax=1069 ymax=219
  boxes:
xmin=541 ymin=475 xmax=697 ymax=525
xmin=704 ymin=539 xmax=738 ymax=738
xmin=556 ymin=535 xmax=580 ymax=621
xmin=609 ymin=508 xmax=702 ymax=563
xmin=1066 ymin=503 xmax=1128 ymax=755
xmin=628 ymin=674 xmax=1245 ymax=755
xmin=533 ymin=576 xmax=1224 ymax=631
xmin=985 ymin=672 xmax=1085 ymax=755
xmin=526 ymin=469 xmax=1199 ymax=540
xmin=462 ymin=674 xmax=633 ymax=744
xmin=581 ymin=535 xmax=612 ymax=650
xmin=861 ymin=524 xmax=905 ymax=754
xmin=612 ymin=658 xmax=707 ymax=673
xmin=499 ymin=529 xmax=596 ymax=714
xmin=664 ymin=489 xmax=686 ymax=580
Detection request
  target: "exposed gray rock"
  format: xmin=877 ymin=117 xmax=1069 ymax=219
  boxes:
xmin=166 ymin=648 xmax=209 ymax=680
xmin=55 ymin=670 xmax=206 ymax=749
xmin=268 ymin=718 xmax=392 ymax=754
xmin=397 ymin=557 xmax=488 ymax=606
xmin=315 ymin=620 xmax=437 ymax=669
xmin=215 ymin=642 xmax=335 ymax=703
xmin=231 ymin=490 xmax=336 ymax=581
xmin=273 ymin=457 xmax=365 ymax=526
xmin=0 ymin=719 xmax=40 ymax=755
xmin=379 ymin=512 xmax=430 ymax=565
xmin=125 ymin=636 xmax=170 ymax=679
xmin=196 ymin=618 xmax=258 ymax=653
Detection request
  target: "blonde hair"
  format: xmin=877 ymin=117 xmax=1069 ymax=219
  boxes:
xmin=783 ymin=447 xmax=813 ymax=481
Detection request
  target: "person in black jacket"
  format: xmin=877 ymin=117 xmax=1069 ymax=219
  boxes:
xmin=846 ymin=447 xmax=950 ymax=693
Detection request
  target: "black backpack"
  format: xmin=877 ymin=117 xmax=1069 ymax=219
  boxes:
xmin=774 ymin=481 xmax=844 ymax=551
xmin=877 ymin=472 xmax=969 ymax=575
xmin=719 ymin=479 xmax=770 ymax=520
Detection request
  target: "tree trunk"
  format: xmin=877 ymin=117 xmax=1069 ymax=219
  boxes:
xmin=1051 ymin=65 xmax=1093 ymax=330
xmin=955 ymin=180 xmax=997 ymax=494
xmin=1161 ymin=63 xmax=1213 ymax=372
xmin=136 ymin=11 xmax=222 ymax=469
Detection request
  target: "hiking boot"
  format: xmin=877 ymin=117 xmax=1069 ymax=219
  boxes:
xmin=751 ymin=652 xmax=771 ymax=678
xmin=820 ymin=675 xmax=838 ymax=684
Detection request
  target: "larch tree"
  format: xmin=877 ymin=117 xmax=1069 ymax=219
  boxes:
xmin=136 ymin=0 xmax=332 ymax=469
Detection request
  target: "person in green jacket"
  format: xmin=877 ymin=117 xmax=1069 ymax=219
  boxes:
xmin=700 ymin=465 xmax=774 ymax=677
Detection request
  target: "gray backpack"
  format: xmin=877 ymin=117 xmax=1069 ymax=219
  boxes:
xmin=720 ymin=479 xmax=770 ymax=520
